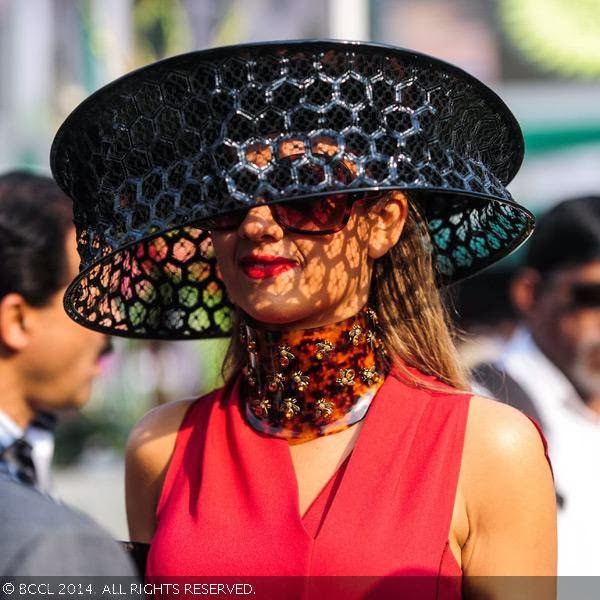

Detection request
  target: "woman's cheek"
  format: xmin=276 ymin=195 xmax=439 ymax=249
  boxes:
xmin=346 ymin=237 xmax=363 ymax=269
xmin=211 ymin=236 xmax=238 ymax=300
xmin=301 ymin=259 xmax=326 ymax=293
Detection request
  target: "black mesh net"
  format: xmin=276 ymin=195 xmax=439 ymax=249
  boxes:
xmin=51 ymin=41 xmax=532 ymax=339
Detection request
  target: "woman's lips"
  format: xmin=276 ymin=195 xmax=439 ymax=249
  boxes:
xmin=239 ymin=255 xmax=298 ymax=279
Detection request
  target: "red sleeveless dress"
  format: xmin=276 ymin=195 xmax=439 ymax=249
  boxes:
xmin=147 ymin=370 xmax=468 ymax=598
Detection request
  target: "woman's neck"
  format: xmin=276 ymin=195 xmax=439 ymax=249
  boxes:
xmin=239 ymin=306 xmax=389 ymax=441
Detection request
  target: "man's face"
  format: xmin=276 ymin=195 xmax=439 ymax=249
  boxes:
xmin=529 ymin=260 xmax=600 ymax=396
xmin=20 ymin=228 xmax=109 ymax=411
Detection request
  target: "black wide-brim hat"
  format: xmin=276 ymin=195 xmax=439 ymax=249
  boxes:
xmin=51 ymin=40 xmax=532 ymax=339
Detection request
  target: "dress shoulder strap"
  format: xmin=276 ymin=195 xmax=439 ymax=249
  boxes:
xmin=156 ymin=388 xmax=223 ymax=516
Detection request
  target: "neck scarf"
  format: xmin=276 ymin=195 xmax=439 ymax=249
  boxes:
xmin=240 ymin=306 xmax=389 ymax=440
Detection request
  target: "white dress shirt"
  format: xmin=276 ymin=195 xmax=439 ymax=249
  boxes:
xmin=485 ymin=328 xmax=600 ymax=575
xmin=0 ymin=409 xmax=24 ymax=448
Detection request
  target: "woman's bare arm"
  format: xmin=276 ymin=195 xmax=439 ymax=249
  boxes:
xmin=461 ymin=395 xmax=557 ymax=598
xmin=125 ymin=399 xmax=194 ymax=543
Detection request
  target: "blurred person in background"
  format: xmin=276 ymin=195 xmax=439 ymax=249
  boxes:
xmin=473 ymin=196 xmax=600 ymax=575
xmin=0 ymin=171 xmax=111 ymax=490
xmin=0 ymin=171 xmax=135 ymax=576
xmin=453 ymin=268 xmax=519 ymax=369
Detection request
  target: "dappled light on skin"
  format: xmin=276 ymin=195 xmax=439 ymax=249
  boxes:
xmin=210 ymin=137 xmax=402 ymax=329
xmin=211 ymin=215 xmax=368 ymax=327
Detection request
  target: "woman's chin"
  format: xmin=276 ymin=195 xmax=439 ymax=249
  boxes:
xmin=241 ymin=305 xmax=309 ymax=328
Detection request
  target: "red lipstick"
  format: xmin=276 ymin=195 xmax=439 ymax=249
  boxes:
xmin=239 ymin=255 xmax=298 ymax=279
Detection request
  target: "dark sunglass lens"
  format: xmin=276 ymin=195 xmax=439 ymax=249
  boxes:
xmin=572 ymin=283 xmax=600 ymax=309
xmin=274 ymin=194 xmax=349 ymax=232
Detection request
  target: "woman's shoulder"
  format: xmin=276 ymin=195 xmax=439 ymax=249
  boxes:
xmin=459 ymin=395 xmax=557 ymax=574
xmin=465 ymin=394 xmax=548 ymax=464
xmin=125 ymin=387 xmax=225 ymax=477
xmin=460 ymin=394 xmax=554 ymax=529
xmin=125 ymin=386 xmax=229 ymax=541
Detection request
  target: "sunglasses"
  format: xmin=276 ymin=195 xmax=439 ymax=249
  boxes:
xmin=570 ymin=283 xmax=600 ymax=309
xmin=203 ymin=191 xmax=377 ymax=235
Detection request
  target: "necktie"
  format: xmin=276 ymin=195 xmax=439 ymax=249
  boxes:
xmin=31 ymin=411 xmax=57 ymax=432
xmin=0 ymin=437 xmax=37 ymax=486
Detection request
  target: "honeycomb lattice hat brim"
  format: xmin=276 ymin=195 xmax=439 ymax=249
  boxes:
xmin=52 ymin=40 xmax=530 ymax=339
xmin=61 ymin=189 xmax=533 ymax=340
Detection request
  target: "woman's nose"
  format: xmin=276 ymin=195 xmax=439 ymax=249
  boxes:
xmin=238 ymin=205 xmax=285 ymax=242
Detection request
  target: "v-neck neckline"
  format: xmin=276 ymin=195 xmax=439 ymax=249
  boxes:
xmin=280 ymin=374 xmax=387 ymax=542
xmin=299 ymin=449 xmax=352 ymax=521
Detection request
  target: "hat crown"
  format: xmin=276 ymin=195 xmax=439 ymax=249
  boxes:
xmin=52 ymin=42 xmax=521 ymax=260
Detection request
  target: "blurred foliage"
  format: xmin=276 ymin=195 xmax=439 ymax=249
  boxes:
xmin=53 ymin=411 xmax=134 ymax=466
xmin=500 ymin=0 xmax=600 ymax=78
xmin=133 ymin=0 xmax=191 ymax=62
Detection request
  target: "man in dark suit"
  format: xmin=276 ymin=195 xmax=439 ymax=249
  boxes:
xmin=0 ymin=171 xmax=136 ymax=576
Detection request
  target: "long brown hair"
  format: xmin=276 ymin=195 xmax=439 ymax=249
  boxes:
xmin=368 ymin=195 xmax=468 ymax=390
xmin=221 ymin=193 xmax=468 ymax=392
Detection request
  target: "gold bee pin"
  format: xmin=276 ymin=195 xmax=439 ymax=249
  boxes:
xmin=366 ymin=330 xmax=381 ymax=349
xmin=267 ymin=372 xmax=285 ymax=392
xmin=280 ymin=397 xmax=301 ymax=420
xmin=348 ymin=324 xmax=363 ymax=346
xmin=291 ymin=371 xmax=310 ymax=391
xmin=252 ymin=398 xmax=271 ymax=418
xmin=315 ymin=340 xmax=334 ymax=360
xmin=278 ymin=345 xmax=295 ymax=367
xmin=360 ymin=365 xmax=381 ymax=384
xmin=336 ymin=368 xmax=356 ymax=387
xmin=365 ymin=308 xmax=378 ymax=325
xmin=314 ymin=398 xmax=334 ymax=421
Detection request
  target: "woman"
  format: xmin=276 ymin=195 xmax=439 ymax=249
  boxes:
xmin=50 ymin=41 xmax=556 ymax=596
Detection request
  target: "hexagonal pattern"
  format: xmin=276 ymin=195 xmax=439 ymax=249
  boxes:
xmin=51 ymin=41 xmax=529 ymax=339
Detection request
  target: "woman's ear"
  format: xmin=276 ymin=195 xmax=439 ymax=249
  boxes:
xmin=367 ymin=192 xmax=409 ymax=259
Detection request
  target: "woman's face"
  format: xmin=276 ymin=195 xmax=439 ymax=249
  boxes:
xmin=210 ymin=139 xmax=407 ymax=328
